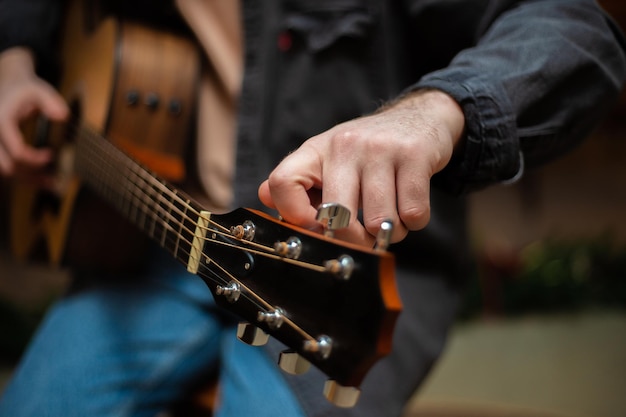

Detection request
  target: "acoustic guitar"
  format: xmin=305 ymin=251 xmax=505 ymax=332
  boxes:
xmin=9 ymin=1 xmax=402 ymax=407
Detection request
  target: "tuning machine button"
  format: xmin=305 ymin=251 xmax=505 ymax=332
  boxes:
xmin=215 ymin=281 xmax=241 ymax=303
xmin=316 ymin=203 xmax=351 ymax=238
xmin=374 ymin=219 xmax=394 ymax=251
xmin=324 ymin=255 xmax=354 ymax=280
xmin=323 ymin=380 xmax=361 ymax=408
xmin=303 ymin=335 xmax=332 ymax=360
xmin=257 ymin=307 xmax=285 ymax=329
xmin=237 ymin=322 xmax=269 ymax=346
xmin=278 ymin=350 xmax=311 ymax=375
xmin=274 ymin=237 xmax=302 ymax=259
xmin=230 ymin=220 xmax=256 ymax=241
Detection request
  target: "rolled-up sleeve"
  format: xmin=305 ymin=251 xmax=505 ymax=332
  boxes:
xmin=413 ymin=0 xmax=626 ymax=194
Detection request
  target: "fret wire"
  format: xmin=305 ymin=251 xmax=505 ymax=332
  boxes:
xmin=75 ymin=132 xmax=202 ymax=265
xmin=79 ymin=150 xmax=191 ymax=262
xmin=76 ymin=128 xmax=217 ymax=250
xmin=78 ymin=129 xmax=276 ymax=264
xmin=163 ymin=192 xmax=175 ymax=248
xmin=178 ymin=199 xmax=190 ymax=258
xmin=81 ymin=126 xmax=232 ymax=228
xmin=152 ymin=186 xmax=169 ymax=245
xmin=78 ymin=128 xmax=189 ymax=230
xmin=149 ymin=183 xmax=162 ymax=240
xmin=88 ymin=133 xmax=305 ymax=315
xmin=80 ymin=126 xmax=235 ymax=244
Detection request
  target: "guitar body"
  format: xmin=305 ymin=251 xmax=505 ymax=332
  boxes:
xmin=10 ymin=0 xmax=200 ymax=269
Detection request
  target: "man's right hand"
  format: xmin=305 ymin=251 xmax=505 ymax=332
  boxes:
xmin=0 ymin=47 xmax=68 ymax=176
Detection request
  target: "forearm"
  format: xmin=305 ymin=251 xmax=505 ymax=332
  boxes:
xmin=0 ymin=48 xmax=37 ymax=79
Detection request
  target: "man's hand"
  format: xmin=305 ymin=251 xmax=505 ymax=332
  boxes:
xmin=0 ymin=47 xmax=68 ymax=176
xmin=258 ymin=89 xmax=465 ymax=247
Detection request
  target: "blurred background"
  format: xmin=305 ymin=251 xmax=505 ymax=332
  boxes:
xmin=1 ymin=2 xmax=626 ymax=417
xmin=406 ymin=2 xmax=626 ymax=416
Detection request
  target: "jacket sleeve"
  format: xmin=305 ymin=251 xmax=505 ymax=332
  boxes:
xmin=412 ymin=0 xmax=626 ymax=194
xmin=0 ymin=0 xmax=66 ymax=80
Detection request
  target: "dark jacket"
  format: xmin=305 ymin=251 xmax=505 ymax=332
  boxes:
xmin=1 ymin=1 xmax=625 ymax=416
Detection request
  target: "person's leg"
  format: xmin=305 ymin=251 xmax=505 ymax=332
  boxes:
xmin=214 ymin=328 xmax=306 ymax=417
xmin=0 ymin=259 xmax=225 ymax=417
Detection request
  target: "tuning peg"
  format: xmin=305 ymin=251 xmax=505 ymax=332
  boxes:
xmin=316 ymin=203 xmax=351 ymax=238
xmin=323 ymin=380 xmax=360 ymax=408
xmin=236 ymin=322 xmax=269 ymax=346
xmin=324 ymin=254 xmax=355 ymax=280
xmin=230 ymin=220 xmax=256 ymax=241
xmin=215 ymin=281 xmax=241 ymax=303
xmin=257 ymin=307 xmax=285 ymax=330
xmin=374 ymin=219 xmax=394 ymax=251
xmin=278 ymin=350 xmax=311 ymax=375
xmin=302 ymin=335 xmax=333 ymax=359
xmin=273 ymin=236 xmax=302 ymax=259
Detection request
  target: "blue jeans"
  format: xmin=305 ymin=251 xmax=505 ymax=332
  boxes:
xmin=0 ymin=256 xmax=306 ymax=417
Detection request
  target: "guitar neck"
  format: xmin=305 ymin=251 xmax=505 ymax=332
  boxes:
xmin=74 ymin=125 xmax=202 ymax=267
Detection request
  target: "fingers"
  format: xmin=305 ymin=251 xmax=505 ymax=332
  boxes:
xmin=0 ymin=121 xmax=52 ymax=175
xmin=0 ymin=79 xmax=67 ymax=176
xmin=259 ymin=140 xmax=374 ymax=245
xmin=259 ymin=145 xmax=324 ymax=231
xmin=319 ymin=140 xmax=408 ymax=244
xmin=318 ymin=143 xmax=374 ymax=245
xmin=258 ymin=88 xmax=465 ymax=247
xmin=258 ymin=129 xmax=429 ymax=247
xmin=35 ymin=81 xmax=69 ymax=121
xmin=395 ymin=164 xmax=431 ymax=231
xmin=359 ymin=163 xmax=409 ymax=243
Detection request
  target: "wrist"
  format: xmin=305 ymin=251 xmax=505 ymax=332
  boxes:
xmin=0 ymin=47 xmax=37 ymax=80
xmin=382 ymin=89 xmax=466 ymax=172
xmin=396 ymin=88 xmax=465 ymax=148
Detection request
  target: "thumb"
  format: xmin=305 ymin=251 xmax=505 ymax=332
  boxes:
xmin=258 ymin=180 xmax=277 ymax=209
xmin=35 ymin=82 xmax=69 ymax=121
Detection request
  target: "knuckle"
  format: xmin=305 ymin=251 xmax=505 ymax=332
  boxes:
xmin=399 ymin=203 xmax=431 ymax=231
xmin=267 ymin=169 xmax=290 ymax=189
xmin=364 ymin=215 xmax=389 ymax=236
xmin=329 ymin=129 xmax=361 ymax=154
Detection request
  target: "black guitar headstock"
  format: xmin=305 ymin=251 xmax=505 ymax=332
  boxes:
xmin=189 ymin=206 xmax=402 ymax=407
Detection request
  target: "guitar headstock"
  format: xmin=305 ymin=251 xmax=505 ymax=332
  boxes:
xmin=191 ymin=207 xmax=401 ymax=407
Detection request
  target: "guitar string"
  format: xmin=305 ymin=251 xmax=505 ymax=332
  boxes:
xmin=75 ymin=132 xmax=318 ymax=343
xmin=76 ymin=126 xmax=328 ymax=274
xmin=75 ymin=133 xmax=325 ymax=277
xmin=74 ymin=127 xmax=230 ymax=269
xmin=71 ymin=124 xmax=327 ymax=343
xmin=75 ymin=125 xmax=330 ymax=286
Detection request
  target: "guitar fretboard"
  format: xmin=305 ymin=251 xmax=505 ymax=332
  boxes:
xmin=74 ymin=126 xmax=203 ymax=267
